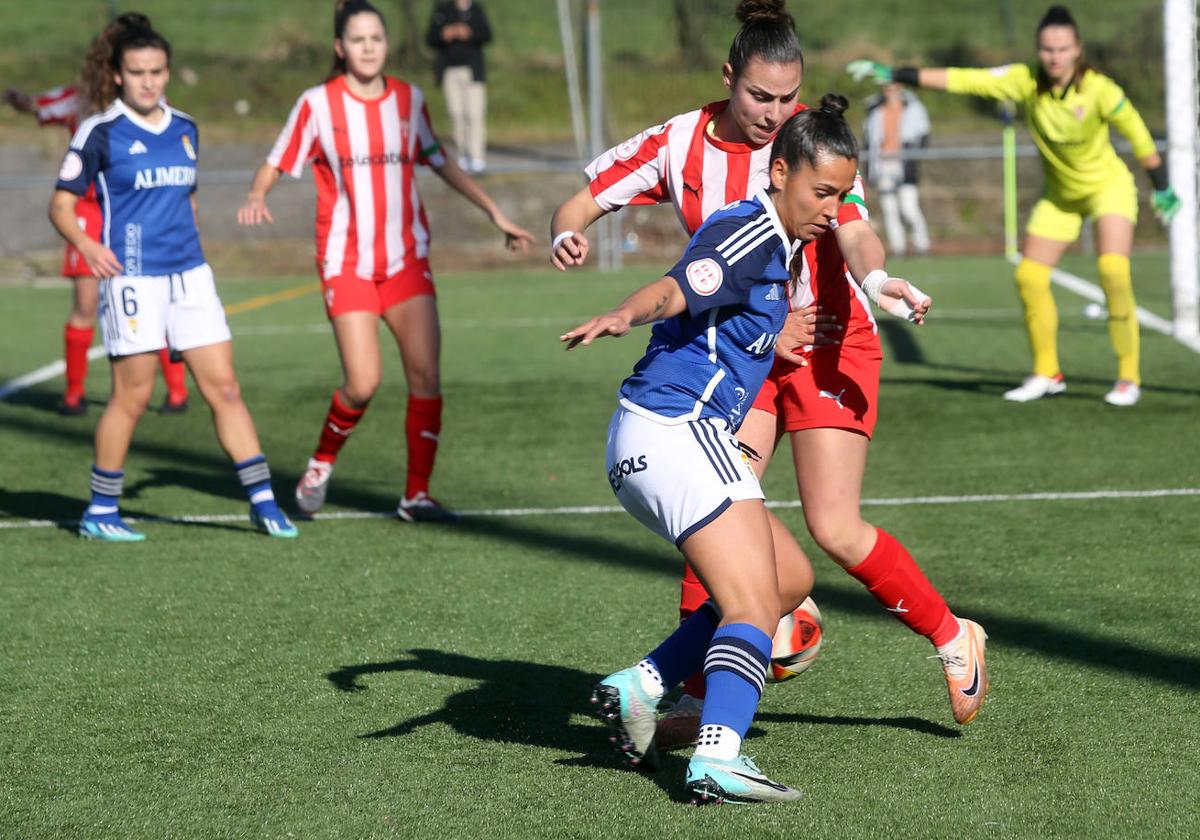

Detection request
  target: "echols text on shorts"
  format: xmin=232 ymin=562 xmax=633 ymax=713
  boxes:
xmin=608 ymin=455 xmax=648 ymax=491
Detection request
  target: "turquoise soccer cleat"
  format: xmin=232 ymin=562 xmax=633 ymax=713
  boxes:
xmin=250 ymin=501 xmax=299 ymax=538
xmin=590 ymin=666 xmax=661 ymax=770
xmin=686 ymin=754 xmax=803 ymax=805
xmin=78 ymin=510 xmax=146 ymax=542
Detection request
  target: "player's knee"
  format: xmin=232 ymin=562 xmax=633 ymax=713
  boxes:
xmin=1014 ymin=258 xmax=1052 ymax=293
xmin=806 ymin=518 xmax=862 ymax=567
xmin=1097 ymin=253 xmax=1132 ymax=297
xmin=405 ymin=365 xmax=440 ymax=397
xmin=206 ymin=377 xmax=243 ymax=407
xmin=341 ymin=378 xmax=378 ymax=406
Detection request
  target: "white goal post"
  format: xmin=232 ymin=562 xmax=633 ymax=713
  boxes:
xmin=1164 ymin=0 xmax=1199 ymax=341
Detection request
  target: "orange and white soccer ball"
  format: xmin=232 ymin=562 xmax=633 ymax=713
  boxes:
xmin=768 ymin=597 xmax=823 ymax=682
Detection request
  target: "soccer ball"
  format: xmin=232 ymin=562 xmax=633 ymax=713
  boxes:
xmin=768 ymin=597 xmax=823 ymax=682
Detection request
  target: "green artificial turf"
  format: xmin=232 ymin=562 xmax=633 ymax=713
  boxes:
xmin=1 ymin=254 xmax=1197 ymax=837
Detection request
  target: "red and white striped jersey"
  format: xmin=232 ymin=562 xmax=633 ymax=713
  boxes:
xmin=268 ymin=76 xmax=446 ymax=281
xmin=585 ymin=99 xmax=869 ymax=236
xmin=791 ymin=233 xmax=878 ymax=355
xmin=35 ymin=85 xmax=81 ymax=132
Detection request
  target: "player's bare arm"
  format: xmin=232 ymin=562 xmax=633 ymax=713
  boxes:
xmin=433 ymin=157 xmax=536 ymax=253
xmin=560 ymin=276 xmax=685 ymax=349
xmin=237 ymin=163 xmax=281 ymax=226
xmin=550 ymin=187 xmax=606 ymax=270
xmin=49 ymin=189 xmax=121 ymax=279
xmin=834 ymin=218 xmax=932 ymax=324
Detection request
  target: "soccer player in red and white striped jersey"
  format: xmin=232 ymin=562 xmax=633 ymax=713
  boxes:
xmin=238 ymin=0 xmax=533 ymax=523
xmin=552 ymin=0 xmax=987 ymax=743
xmin=4 ymin=12 xmax=189 ymax=416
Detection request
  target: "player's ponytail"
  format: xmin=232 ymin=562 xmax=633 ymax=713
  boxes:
xmin=79 ymin=13 xmax=152 ymax=115
xmin=1035 ymin=5 xmax=1089 ymax=94
xmin=768 ymin=93 xmax=857 ymax=175
xmin=330 ymin=0 xmax=387 ymax=78
xmin=729 ymin=0 xmax=803 ymax=79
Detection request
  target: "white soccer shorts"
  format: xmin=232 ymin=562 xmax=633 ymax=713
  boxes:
xmin=98 ymin=263 xmax=232 ymax=357
xmin=605 ymin=407 xmax=764 ymax=547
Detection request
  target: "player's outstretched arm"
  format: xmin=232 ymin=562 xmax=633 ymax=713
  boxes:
xmin=433 ymin=157 xmax=536 ymax=253
xmin=550 ymin=186 xmax=606 ymax=271
xmin=237 ymin=163 xmax=281 ymax=226
xmin=3 ymin=87 xmax=35 ymax=114
xmin=560 ymin=276 xmax=685 ymax=350
xmin=49 ymin=190 xmax=122 ymax=279
xmin=846 ymin=61 xmax=948 ymax=91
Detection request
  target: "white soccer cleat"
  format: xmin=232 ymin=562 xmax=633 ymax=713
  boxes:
xmin=295 ymin=458 xmax=334 ymax=515
xmin=654 ymin=693 xmax=704 ymax=752
xmin=1003 ymin=374 xmax=1066 ymax=402
xmin=1103 ymin=380 xmax=1140 ymax=407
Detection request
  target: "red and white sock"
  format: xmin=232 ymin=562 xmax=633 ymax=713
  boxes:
xmin=405 ymin=394 xmax=442 ymax=499
xmin=846 ymin=527 xmax=960 ymax=647
xmin=679 ymin=562 xmax=710 ymax=699
xmin=158 ymin=347 xmax=188 ymax=404
xmin=313 ymin=390 xmax=366 ymax=464
xmin=63 ymin=323 xmax=93 ymax=403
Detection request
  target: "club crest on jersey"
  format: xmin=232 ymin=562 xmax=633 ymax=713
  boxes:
xmin=614 ymin=130 xmax=647 ymax=161
xmin=59 ymin=151 xmax=83 ymax=181
xmin=182 ymin=135 xmax=196 ymax=161
xmin=1074 ymin=105 xmax=1085 ymax=121
xmin=686 ymin=258 xmax=723 ymax=296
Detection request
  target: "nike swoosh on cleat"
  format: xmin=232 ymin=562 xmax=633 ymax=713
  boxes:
xmin=729 ymin=771 xmax=790 ymax=792
xmin=960 ymin=661 xmax=981 ymax=697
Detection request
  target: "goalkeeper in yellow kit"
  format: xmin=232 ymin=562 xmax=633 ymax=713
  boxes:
xmin=849 ymin=5 xmax=1181 ymax=406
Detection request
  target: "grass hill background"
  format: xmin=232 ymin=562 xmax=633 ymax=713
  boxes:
xmin=0 ymin=0 xmax=1169 ymax=145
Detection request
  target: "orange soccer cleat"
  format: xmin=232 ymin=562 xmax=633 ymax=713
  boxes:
xmin=932 ymin=618 xmax=989 ymax=725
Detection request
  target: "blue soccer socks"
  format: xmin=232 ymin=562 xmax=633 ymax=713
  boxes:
xmin=646 ymin=600 xmax=720 ymax=689
xmin=695 ymin=623 xmax=772 ymax=760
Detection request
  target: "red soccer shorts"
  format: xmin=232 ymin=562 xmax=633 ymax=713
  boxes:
xmin=321 ymin=258 xmax=435 ymax=319
xmin=62 ymin=196 xmax=103 ymax=278
xmin=751 ymin=341 xmax=883 ymax=438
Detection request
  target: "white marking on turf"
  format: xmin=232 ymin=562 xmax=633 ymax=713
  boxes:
xmin=1007 ymin=252 xmax=1200 ymax=354
xmin=5 ymin=487 xmax=1198 ymax=530
xmin=0 ymin=347 xmax=107 ymax=400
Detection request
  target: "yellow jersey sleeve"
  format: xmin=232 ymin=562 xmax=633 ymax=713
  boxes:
xmin=944 ymin=64 xmax=1037 ymax=102
xmin=1097 ymin=75 xmax=1157 ymax=160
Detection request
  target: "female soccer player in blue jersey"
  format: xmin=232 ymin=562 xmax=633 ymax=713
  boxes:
xmin=48 ymin=22 xmax=297 ymax=541
xmin=560 ymin=97 xmax=858 ymax=805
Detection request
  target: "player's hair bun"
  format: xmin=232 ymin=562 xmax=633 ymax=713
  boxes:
xmin=735 ymin=0 xmax=794 ymax=28
xmin=818 ymin=93 xmax=849 ymax=117
xmin=1039 ymin=5 xmax=1078 ymax=30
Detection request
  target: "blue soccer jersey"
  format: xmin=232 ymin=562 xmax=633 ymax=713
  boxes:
xmin=619 ymin=189 xmax=795 ymax=430
xmin=55 ymin=99 xmax=205 ymax=277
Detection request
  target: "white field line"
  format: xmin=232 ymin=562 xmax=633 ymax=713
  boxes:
xmin=1006 ymin=252 xmax=1200 ymax=353
xmin=4 ymin=486 xmax=1197 ymax=531
xmin=0 ymin=346 xmax=107 ymax=400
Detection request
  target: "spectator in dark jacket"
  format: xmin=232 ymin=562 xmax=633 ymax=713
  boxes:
xmin=427 ymin=0 xmax=492 ymax=173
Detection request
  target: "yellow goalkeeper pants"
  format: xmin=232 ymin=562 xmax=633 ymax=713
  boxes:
xmin=1098 ymin=253 xmax=1139 ymax=384
xmin=1014 ymin=259 xmax=1059 ymax=378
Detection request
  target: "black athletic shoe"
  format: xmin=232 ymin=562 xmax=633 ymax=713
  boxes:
xmin=159 ymin=395 xmax=190 ymax=414
xmin=59 ymin=396 xmax=88 ymax=417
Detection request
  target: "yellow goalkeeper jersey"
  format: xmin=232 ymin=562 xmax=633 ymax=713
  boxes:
xmin=944 ymin=64 xmax=1156 ymax=201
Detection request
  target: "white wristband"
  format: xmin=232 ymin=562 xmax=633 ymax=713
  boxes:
xmin=860 ymin=269 xmax=888 ymax=305
xmin=552 ymin=230 xmax=577 ymax=250
xmin=882 ymin=282 xmax=931 ymax=322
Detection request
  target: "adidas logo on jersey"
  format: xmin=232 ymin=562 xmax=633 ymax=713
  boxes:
xmin=128 ymin=140 xmax=149 ymax=155
xmin=764 ymin=285 xmax=783 ymax=301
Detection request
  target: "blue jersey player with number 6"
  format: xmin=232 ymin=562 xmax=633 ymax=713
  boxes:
xmin=560 ymin=97 xmax=859 ymax=805
xmin=48 ymin=21 xmax=296 ymax=541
